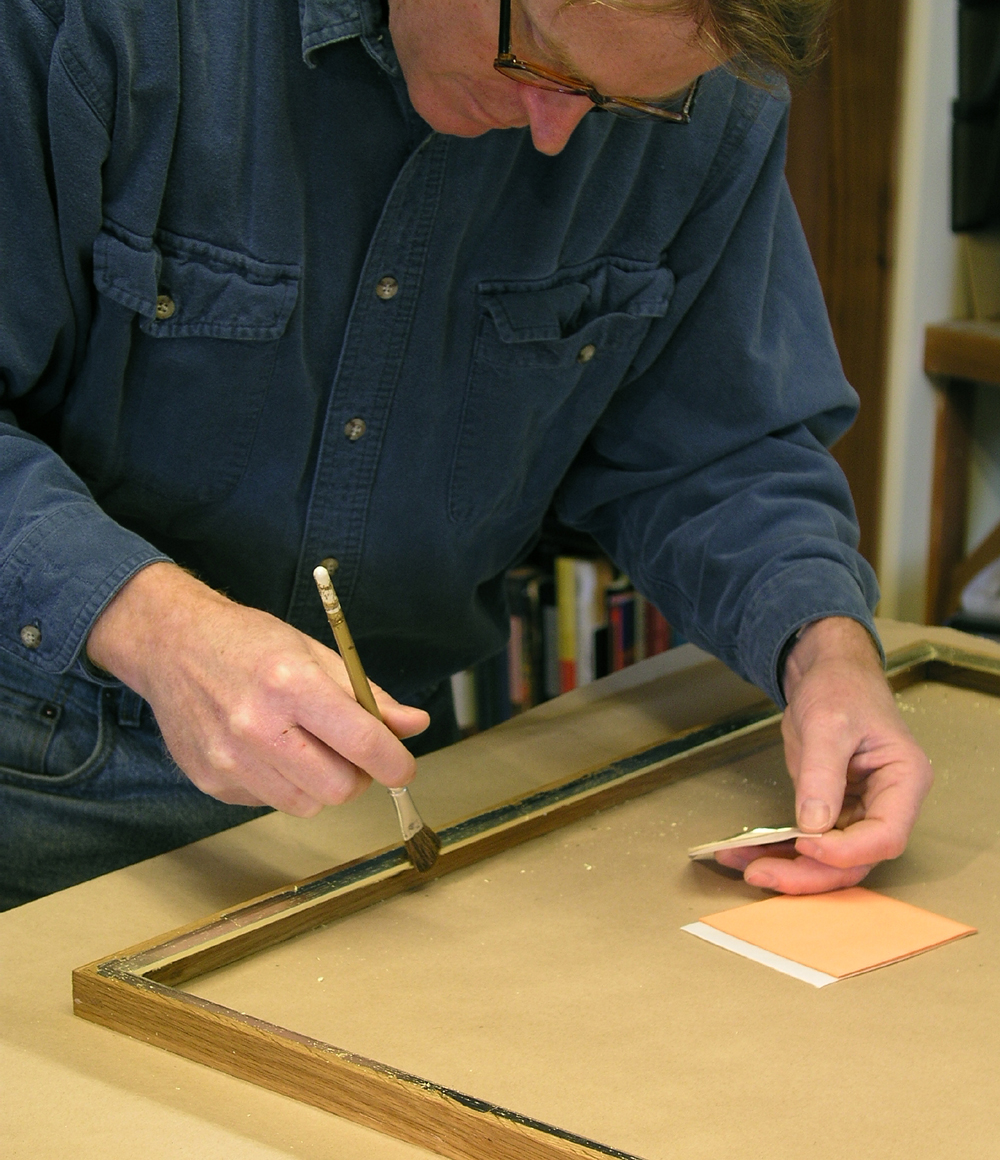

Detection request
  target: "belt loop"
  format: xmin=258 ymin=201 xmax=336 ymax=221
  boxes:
xmin=117 ymin=686 xmax=145 ymax=728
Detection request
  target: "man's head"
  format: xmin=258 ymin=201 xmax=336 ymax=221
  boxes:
xmin=388 ymin=0 xmax=830 ymax=155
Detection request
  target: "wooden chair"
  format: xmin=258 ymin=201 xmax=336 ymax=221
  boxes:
xmin=924 ymin=320 xmax=1000 ymax=624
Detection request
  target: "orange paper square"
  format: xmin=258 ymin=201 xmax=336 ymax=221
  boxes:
xmin=700 ymin=887 xmax=976 ymax=978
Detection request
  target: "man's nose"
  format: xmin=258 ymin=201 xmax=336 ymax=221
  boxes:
xmin=519 ymin=86 xmax=593 ymax=155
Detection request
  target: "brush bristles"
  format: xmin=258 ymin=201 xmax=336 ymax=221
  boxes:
xmin=404 ymin=824 xmax=441 ymax=873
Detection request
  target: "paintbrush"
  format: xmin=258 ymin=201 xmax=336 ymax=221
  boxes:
xmin=312 ymin=565 xmax=441 ymax=873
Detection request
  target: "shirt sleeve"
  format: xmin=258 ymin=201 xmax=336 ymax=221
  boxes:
xmin=0 ymin=0 xmax=169 ymax=678
xmin=555 ymin=93 xmax=881 ymax=707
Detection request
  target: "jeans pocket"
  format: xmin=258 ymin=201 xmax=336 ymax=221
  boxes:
xmin=0 ymin=681 xmax=111 ymax=790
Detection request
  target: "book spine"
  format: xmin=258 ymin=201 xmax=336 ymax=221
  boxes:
xmin=574 ymin=559 xmax=598 ymax=686
xmin=645 ymin=602 xmax=672 ymax=657
xmin=542 ymin=600 xmax=560 ymax=700
xmin=450 ymin=669 xmax=477 ymax=736
xmin=607 ymin=588 xmax=636 ymax=671
xmin=507 ymin=613 xmax=526 ymax=711
xmin=505 ymin=569 xmax=545 ymax=712
xmin=634 ymin=595 xmax=647 ymax=661
xmin=556 ymin=556 xmax=577 ymax=693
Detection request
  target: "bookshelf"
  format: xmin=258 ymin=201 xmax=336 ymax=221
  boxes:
xmin=452 ymin=518 xmax=681 ymax=735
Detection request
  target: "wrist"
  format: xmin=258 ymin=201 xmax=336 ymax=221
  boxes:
xmin=781 ymin=617 xmax=882 ymax=702
xmin=86 ymin=562 xmax=227 ymax=695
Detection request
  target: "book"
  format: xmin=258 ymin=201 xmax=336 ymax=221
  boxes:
xmin=542 ymin=593 xmax=560 ymax=701
xmin=451 ymin=556 xmax=678 ymax=734
xmin=450 ymin=669 xmax=477 ymax=736
xmin=607 ymin=578 xmax=637 ymax=672
xmin=555 ymin=557 xmax=577 ymax=693
xmin=576 ymin=557 xmax=614 ymax=686
xmin=555 ymin=556 xmax=615 ymax=691
xmin=645 ymin=601 xmax=672 ymax=657
xmin=505 ymin=566 xmax=545 ymax=713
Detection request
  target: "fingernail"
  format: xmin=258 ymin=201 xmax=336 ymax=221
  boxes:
xmin=799 ymin=798 xmax=830 ymax=832
xmin=746 ymin=872 xmax=776 ymax=890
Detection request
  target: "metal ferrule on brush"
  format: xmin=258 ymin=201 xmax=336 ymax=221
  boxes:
xmin=388 ymin=787 xmax=425 ymax=840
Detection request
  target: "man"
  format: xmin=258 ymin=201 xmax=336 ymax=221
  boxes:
xmin=0 ymin=0 xmax=931 ymax=910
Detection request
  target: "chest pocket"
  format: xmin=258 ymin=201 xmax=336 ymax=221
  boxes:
xmin=90 ymin=227 xmax=300 ymax=504
xmin=448 ymin=259 xmax=674 ymax=526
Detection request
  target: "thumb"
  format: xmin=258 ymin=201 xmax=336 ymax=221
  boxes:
xmin=790 ymin=710 xmax=855 ymax=834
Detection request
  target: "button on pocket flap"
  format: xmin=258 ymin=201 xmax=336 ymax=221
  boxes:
xmin=94 ymin=226 xmax=300 ymax=341
xmin=482 ymin=261 xmax=675 ymax=346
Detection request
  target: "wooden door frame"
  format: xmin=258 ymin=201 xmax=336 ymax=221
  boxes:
xmin=786 ymin=0 xmax=908 ymax=567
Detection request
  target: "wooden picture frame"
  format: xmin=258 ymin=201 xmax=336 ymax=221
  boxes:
xmin=73 ymin=641 xmax=1000 ymax=1160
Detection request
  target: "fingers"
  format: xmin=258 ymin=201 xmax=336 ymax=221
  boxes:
xmin=796 ymin=752 xmax=932 ymax=869
xmin=293 ymin=681 xmax=418 ymax=789
xmin=713 ymin=839 xmax=870 ymax=893
xmin=714 ymin=839 xmax=798 ymax=872
xmin=165 ymin=713 xmax=373 ymax=816
xmin=716 ymin=723 xmax=933 ymax=895
xmin=740 ymin=851 xmax=873 ymax=895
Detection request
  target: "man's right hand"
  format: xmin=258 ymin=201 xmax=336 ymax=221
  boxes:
xmin=86 ymin=562 xmax=430 ymax=815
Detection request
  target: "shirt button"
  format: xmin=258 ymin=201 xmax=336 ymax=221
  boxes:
xmin=155 ymin=294 xmax=176 ymax=320
xmin=20 ymin=625 xmax=41 ymax=649
xmin=375 ymin=276 xmax=399 ymax=300
xmin=344 ymin=417 xmax=367 ymax=441
xmin=577 ymin=343 xmax=597 ymax=364
xmin=320 ymin=557 xmax=339 ymax=574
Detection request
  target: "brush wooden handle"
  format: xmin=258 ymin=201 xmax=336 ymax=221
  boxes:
xmin=312 ymin=567 xmax=382 ymax=722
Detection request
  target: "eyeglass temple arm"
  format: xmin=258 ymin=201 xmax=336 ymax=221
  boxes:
xmin=498 ymin=0 xmax=511 ymax=56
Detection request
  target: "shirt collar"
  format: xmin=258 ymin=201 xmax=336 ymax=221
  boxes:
xmin=298 ymin=0 xmax=398 ymax=73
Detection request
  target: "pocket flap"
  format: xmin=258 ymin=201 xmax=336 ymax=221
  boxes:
xmin=483 ymin=261 xmax=674 ymax=344
xmin=93 ymin=226 xmax=300 ymax=341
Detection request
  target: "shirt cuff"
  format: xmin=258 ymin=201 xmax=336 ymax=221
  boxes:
xmin=736 ymin=558 xmax=883 ymax=708
xmin=0 ymin=502 xmax=171 ymax=678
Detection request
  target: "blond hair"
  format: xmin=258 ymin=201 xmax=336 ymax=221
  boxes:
xmin=699 ymin=0 xmax=831 ymax=81
xmin=578 ymin=0 xmax=832 ymax=81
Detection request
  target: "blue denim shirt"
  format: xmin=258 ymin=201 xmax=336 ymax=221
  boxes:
xmin=0 ymin=0 xmax=878 ymax=708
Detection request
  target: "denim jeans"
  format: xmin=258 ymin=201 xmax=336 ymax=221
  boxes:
xmin=0 ymin=651 xmax=458 ymax=911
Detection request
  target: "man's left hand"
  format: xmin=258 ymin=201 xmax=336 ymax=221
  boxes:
xmin=714 ymin=617 xmax=933 ymax=894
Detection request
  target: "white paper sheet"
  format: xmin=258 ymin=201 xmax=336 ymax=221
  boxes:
xmin=681 ymin=921 xmax=839 ymax=987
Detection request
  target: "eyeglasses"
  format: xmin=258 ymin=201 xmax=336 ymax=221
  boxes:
xmin=493 ymin=0 xmax=699 ymax=123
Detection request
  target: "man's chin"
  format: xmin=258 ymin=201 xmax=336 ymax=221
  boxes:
xmin=409 ymin=89 xmax=525 ymax=138
xmin=418 ymin=109 xmax=504 ymax=137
